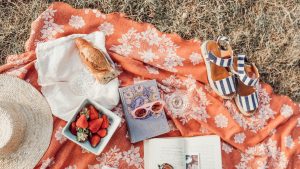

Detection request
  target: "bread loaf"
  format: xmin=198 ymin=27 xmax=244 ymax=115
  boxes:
xmin=75 ymin=38 xmax=119 ymax=84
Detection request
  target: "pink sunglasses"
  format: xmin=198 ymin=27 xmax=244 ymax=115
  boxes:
xmin=131 ymin=100 xmax=165 ymax=119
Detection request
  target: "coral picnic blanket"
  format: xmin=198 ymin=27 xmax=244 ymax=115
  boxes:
xmin=0 ymin=2 xmax=299 ymax=169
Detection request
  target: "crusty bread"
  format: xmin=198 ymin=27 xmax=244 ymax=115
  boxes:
xmin=74 ymin=38 xmax=119 ymax=84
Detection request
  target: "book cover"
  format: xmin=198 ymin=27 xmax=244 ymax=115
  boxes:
xmin=119 ymin=80 xmax=170 ymax=143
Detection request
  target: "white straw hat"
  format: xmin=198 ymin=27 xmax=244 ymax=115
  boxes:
xmin=0 ymin=75 xmax=53 ymax=169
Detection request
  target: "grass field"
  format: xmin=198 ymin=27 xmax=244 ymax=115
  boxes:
xmin=0 ymin=0 xmax=299 ymax=101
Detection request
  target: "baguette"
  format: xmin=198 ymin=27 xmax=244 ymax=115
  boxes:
xmin=75 ymin=38 xmax=119 ymax=84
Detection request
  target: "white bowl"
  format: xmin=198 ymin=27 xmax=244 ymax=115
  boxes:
xmin=63 ymin=99 xmax=121 ymax=155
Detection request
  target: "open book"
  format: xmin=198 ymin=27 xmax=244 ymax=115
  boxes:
xmin=144 ymin=135 xmax=222 ymax=169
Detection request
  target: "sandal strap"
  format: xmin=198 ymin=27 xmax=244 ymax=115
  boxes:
xmin=239 ymin=74 xmax=259 ymax=86
xmin=237 ymin=91 xmax=259 ymax=112
xmin=208 ymin=52 xmax=233 ymax=67
xmin=236 ymin=54 xmax=259 ymax=86
xmin=213 ymin=75 xmax=236 ymax=95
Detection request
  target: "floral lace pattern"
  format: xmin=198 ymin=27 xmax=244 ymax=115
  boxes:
xmin=88 ymin=145 xmax=143 ymax=169
xmin=280 ymin=104 xmax=293 ymax=118
xmin=189 ymin=52 xmax=203 ymax=65
xmin=68 ymin=15 xmax=85 ymax=29
xmin=40 ymin=157 xmax=55 ymax=169
xmin=3 ymin=3 xmax=299 ymax=169
xmin=284 ymin=135 xmax=295 ymax=149
xmin=122 ymin=146 xmax=143 ymax=169
xmin=199 ymin=126 xmax=210 ymax=134
xmin=162 ymin=75 xmax=182 ymax=89
xmin=84 ymin=9 xmax=106 ymax=19
xmin=214 ymin=114 xmax=229 ymax=128
xmin=54 ymin=126 xmax=67 ymax=144
xmin=145 ymin=65 xmax=159 ymax=74
xmin=234 ymin=133 xmax=246 ymax=144
xmin=139 ymin=49 xmax=159 ymax=63
xmin=235 ymin=139 xmax=289 ymax=169
xmin=110 ymin=27 xmax=184 ymax=72
xmin=222 ymin=142 xmax=233 ymax=154
xmin=40 ymin=8 xmax=64 ymax=40
xmin=98 ymin=22 xmax=114 ymax=36
xmin=90 ymin=146 xmax=122 ymax=168
xmin=69 ymin=69 xmax=95 ymax=96
xmin=224 ymin=85 xmax=276 ymax=133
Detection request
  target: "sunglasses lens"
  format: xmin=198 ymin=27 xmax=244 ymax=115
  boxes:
xmin=151 ymin=102 xmax=163 ymax=112
xmin=134 ymin=108 xmax=147 ymax=118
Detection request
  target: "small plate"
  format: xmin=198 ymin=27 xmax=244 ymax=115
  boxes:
xmin=63 ymin=99 xmax=121 ymax=155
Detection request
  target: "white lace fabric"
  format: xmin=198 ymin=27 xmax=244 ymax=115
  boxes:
xmin=35 ymin=31 xmax=120 ymax=121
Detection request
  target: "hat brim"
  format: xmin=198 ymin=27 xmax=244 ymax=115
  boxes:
xmin=0 ymin=75 xmax=53 ymax=169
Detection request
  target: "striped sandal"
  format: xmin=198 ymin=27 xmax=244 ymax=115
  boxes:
xmin=231 ymin=54 xmax=260 ymax=116
xmin=201 ymin=37 xmax=236 ymax=99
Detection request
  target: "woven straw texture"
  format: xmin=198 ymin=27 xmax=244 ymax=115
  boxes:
xmin=0 ymin=75 xmax=53 ymax=169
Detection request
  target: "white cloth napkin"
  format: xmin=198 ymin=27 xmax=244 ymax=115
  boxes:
xmin=35 ymin=31 xmax=119 ymax=121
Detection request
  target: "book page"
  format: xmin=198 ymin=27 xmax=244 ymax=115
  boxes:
xmin=184 ymin=135 xmax=222 ymax=169
xmin=144 ymin=138 xmax=186 ymax=169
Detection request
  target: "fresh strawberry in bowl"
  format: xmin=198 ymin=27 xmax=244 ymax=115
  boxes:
xmin=88 ymin=118 xmax=103 ymax=133
xmin=63 ymin=99 xmax=121 ymax=155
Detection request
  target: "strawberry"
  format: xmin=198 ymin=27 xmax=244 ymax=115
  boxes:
xmin=69 ymin=121 xmax=77 ymax=135
xmin=89 ymin=134 xmax=101 ymax=147
xmin=97 ymin=129 xmax=107 ymax=138
xmin=101 ymin=115 xmax=109 ymax=129
xmin=88 ymin=118 xmax=103 ymax=133
xmin=76 ymin=115 xmax=88 ymax=128
xmin=88 ymin=105 xmax=99 ymax=120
